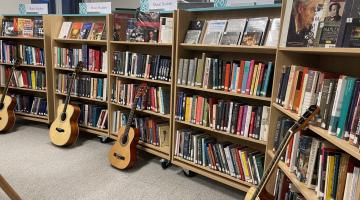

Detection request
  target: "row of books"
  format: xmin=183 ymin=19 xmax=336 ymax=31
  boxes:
xmin=0 ymin=66 xmax=46 ymax=90
xmin=113 ymin=51 xmax=172 ymax=81
xmin=1 ymin=17 xmax=43 ymax=38
xmin=11 ymin=94 xmax=48 ymax=117
xmin=72 ymin=103 xmax=108 ymax=130
xmin=56 ymin=74 xmax=107 ymax=101
xmin=273 ymin=170 xmax=305 ymax=200
xmin=113 ymin=11 xmax=173 ymax=43
xmin=286 ymin=0 xmax=360 ymax=48
xmin=54 ymin=46 xmax=108 ymax=73
xmin=175 ymin=130 xmax=265 ymax=185
xmin=58 ymin=21 xmax=106 ymax=40
xmin=111 ymin=81 xmax=170 ymax=115
xmin=276 ymin=65 xmax=360 ymax=147
xmin=175 ymin=92 xmax=270 ymax=141
xmin=112 ymin=110 xmax=170 ymax=147
xmin=1 ymin=41 xmax=44 ymax=66
xmin=177 ymin=55 xmax=273 ymax=97
xmin=273 ymin=116 xmax=360 ymax=200
xmin=184 ymin=17 xmax=280 ymax=46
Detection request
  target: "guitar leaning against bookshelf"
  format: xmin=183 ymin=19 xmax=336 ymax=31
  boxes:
xmin=245 ymin=105 xmax=320 ymax=200
xmin=0 ymin=59 xmax=21 ymax=133
xmin=109 ymin=83 xmax=147 ymax=170
xmin=49 ymin=62 xmax=83 ymax=146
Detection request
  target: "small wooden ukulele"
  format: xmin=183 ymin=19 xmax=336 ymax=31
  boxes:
xmin=108 ymin=83 xmax=147 ymax=170
xmin=0 ymin=59 xmax=21 ymax=133
xmin=49 ymin=62 xmax=83 ymax=146
xmin=245 ymin=105 xmax=320 ymax=200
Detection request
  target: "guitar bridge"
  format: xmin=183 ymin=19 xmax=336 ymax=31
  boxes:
xmin=113 ymin=152 xmax=125 ymax=160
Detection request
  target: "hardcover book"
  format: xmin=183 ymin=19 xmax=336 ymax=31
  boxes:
xmin=90 ymin=22 xmax=105 ymax=40
xmin=113 ymin=13 xmax=134 ymax=41
xmin=184 ymin=20 xmax=206 ymax=44
xmin=79 ymin=22 xmax=93 ymax=39
xmin=241 ymin=17 xmax=269 ymax=46
xmin=33 ymin=19 xmax=44 ymax=38
xmin=126 ymin=18 xmax=138 ymax=42
xmin=202 ymin=20 xmax=227 ymax=45
xmin=68 ymin=22 xmax=83 ymax=39
xmin=58 ymin=21 xmax=72 ymax=39
xmin=135 ymin=10 xmax=160 ymax=42
xmin=2 ymin=19 xmax=16 ymax=36
xmin=264 ymin=18 xmax=281 ymax=46
xmin=220 ymin=18 xmax=247 ymax=45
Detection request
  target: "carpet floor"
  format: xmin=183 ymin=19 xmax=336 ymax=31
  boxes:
xmin=0 ymin=121 xmax=245 ymax=200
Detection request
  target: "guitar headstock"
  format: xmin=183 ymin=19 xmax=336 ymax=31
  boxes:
xmin=135 ymin=83 xmax=148 ymax=98
xmin=74 ymin=61 xmax=84 ymax=77
xmin=290 ymin=105 xmax=320 ymax=133
xmin=12 ymin=58 xmax=22 ymax=69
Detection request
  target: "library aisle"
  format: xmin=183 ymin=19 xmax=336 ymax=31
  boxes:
xmin=0 ymin=121 xmax=244 ymax=200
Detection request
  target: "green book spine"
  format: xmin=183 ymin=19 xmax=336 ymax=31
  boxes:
xmin=337 ymin=77 xmax=356 ymax=138
xmin=261 ymin=61 xmax=273 ymax=96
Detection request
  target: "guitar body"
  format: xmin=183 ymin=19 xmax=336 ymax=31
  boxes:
xmin=0 ymin=95 xmax=16 ymax=133
xmin=108 ymin=126 xmax=140 ymax=170
xmin=49 ymin=103 xmax=80 ymax=146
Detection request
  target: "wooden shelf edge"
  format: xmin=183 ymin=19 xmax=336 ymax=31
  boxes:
xmin=54 ymin=38 xmax=107 ymax=44
xmin=173 ymin=157 xmax=252 ymax=192
xmin=55 ymin=67 xmax=107 ymax=75
xmin=180 ymin=43 xmax=277 ymax=54
xmin=0 ymin=62 xmax=45 ymax=68
xmin=16 ymin=114 xmax=49 ymax=123
xmin=272 ymin=103 xmax=360 ymax=160
xmin=111 ymin=103 xmax=171 ymax=119
xmin=267 ymin=151 xmax=318 ymax=200
xmin=176 ymin=120 xmax=267 ymax=146
xmin=137 ymin=144 xmax=170 ymax=160
xmin=177 ymin=85 xmax=271 ymax=102
xmin=79 ymin=126 xmax=108 ymax=137
xmin=0 ymin=36 xmax=44 ymax=40
xmin=111 ymin=74 xmax=172 ymax=85
xmin=279 ymin=47 xmax=360 ymax=56
xmin=138 ymin=141 xmax=170 ymax=155
xmin=15 ymin=112 xmax=48 ymax=120
xmin=110 ymin=41 xmax=172 ymax=46
xmin=4 ymin=86 xmax=47 ymax=93
xmin=56 ymin=92 xmax=107 ymax=103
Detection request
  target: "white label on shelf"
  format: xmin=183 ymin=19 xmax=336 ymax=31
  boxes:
xmin=224 ymin=0 xmax=274 ymax=6
xmin=79 ymin=2 xmax=112 ymax=14
xmin=148 ymin=0 xmax=177 ymax=11
xmin=19 ymin=4 xmax=48 ymax=14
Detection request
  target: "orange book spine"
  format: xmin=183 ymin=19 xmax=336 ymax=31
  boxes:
xmin=224 ymin=62 xmax=231 ymax=91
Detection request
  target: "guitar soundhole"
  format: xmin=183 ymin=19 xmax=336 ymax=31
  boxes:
xmin=0 ymin=103 xmax=3 ymax=110
xmin=61 ymin=113 xmax=67 ymax=121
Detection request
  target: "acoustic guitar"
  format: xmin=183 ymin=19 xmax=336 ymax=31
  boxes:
xmin=0 ymin=59 xmax=21 ymax=133
xmin=244 ymin=105 xmax=320 ymax=200
xmin=49 ymin=62 xmax=83 ymax=146
xmin=109 ymin=83 xmax=147 ymax=170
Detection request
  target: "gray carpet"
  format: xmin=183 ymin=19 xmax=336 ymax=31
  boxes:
xmin=0 ymin=121 xmax=245 ymax=200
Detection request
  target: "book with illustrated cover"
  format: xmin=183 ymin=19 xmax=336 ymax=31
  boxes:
xmin=113 ymin=13 xmax=134 ymax=41
xmin=22 ymin=18 xmax=34 ymax=37
xmin=202 ymin=20 xmax=227 ymax=45
xmin=15 ymin=18 xmax=26 ymax=36
xmin=264 ymin=18 xmax=281 ymax=46
xmin=159 ymin=17 xmax=173 ymax=43
xmin=342 ymin=0 xmax=360 ymax=47
xmin=316 ymin=0 xmax=347 ymax=47
xmin=68 ymin=22 xmax=83 ymax=39
xmin=58 ymin=21 xmax=72 ymax=39
xmin=126 ymin=18 xmax=138 ymax=42
xmin=33 ymin=19 xmax=44 ymax=38
xmin=220 ymin=18 xmax=247 ymax=45
xmin=136 ymin=10 xmax=160 ymax=42
xmin=2 ymin=19 xmax=16 ymax=36
xmin=79 ymin=22 xmax=93 ymax=39
xmin=184 ymin=20 xmax=206 ymax=44
xmin=241 ymin=17 xmax=269 ymax=46
xmin=90 ymin=22 xmax=105 ymax=40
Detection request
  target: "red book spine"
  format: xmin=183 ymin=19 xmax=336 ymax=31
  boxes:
xmin=21 ymin=70 xmax=28 ymax=88
xmin=236 ymin=106 xmax=244 ymax=135
xmin=195 ymin=96 xmax=202 ymax=124
xmin=286 ymin=136 xmax=294 ymax=166
xmin=246 ymin=60 xmax=255 ymax=95
xmin=249 ymin=111 xmax=256 ymax=138
xmin=224 ymin=62 xmax=231 ymax=91
xmin=236 ymin=148 xmax=245 ymax=181
xmin=236 ymin=61 xmax=245 ymax=93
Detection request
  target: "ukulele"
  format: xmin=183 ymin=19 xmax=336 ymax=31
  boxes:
xmin=108 ymin=83 xmax=147 ymax=170
xmin=0 ymin=59 xmax=21 ymax=133
xmin=49 ymin=62 xmax=83 ymax=146
xmin=245 ymin=105 xmax=320 ymax=200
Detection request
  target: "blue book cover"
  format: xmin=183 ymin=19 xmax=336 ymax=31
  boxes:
xmin=337 ymin=77 xmax=356 ymax=138
xmin=80 ymin=22 xmax=93 ymax=39
xmin=242 ymin=61 xmax=250 ymax=93
xmin=81 ymin=44 xmax=88 ymax=69
xmin=261 ymin=61 xmax=273 ymax=97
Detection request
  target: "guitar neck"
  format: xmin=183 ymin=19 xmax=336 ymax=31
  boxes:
xmin=62 ymin=74 xmax=76 ymax=113
xmin=124 ymin=96 xmax=140 ymax=134
xmin=0 ymin=67 xmax=16 ymax=104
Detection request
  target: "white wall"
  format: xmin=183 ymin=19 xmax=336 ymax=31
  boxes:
xmin=0 ymin=0 xmax=31 ymax=14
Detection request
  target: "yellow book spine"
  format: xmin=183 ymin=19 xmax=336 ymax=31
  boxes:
xmin=326 ymin=156 xmax=335 ymax=200
xmin=185 ymin=97 xmax=191 ymax=122
xmin=31 ymin=70 xmax=36 ymax=89
xmin=240 ymin=151 xmax=250 ymax=182
xmin=250 ymin=64 xmax=259 ymax=95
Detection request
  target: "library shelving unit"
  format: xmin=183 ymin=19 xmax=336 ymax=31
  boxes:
xmin=50 ymin=14 xmax=110 ymax=137
xmin=172 ymin=4 xmax=282 ymax=192
xmin=265 ymin=20 xmax=360 ymax=200
xmin=0 ymin=14 xmax=55 ymax=124
xmin=107 ymin=12 xmax=177 ymax=162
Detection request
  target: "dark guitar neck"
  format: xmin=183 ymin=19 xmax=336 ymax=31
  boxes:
xmin=122 ymin=95 xmax=141 ymax=140
xmin=62 ymin=73 xmax=76 ymax=114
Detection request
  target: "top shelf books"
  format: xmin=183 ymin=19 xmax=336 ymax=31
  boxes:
xmin=1 ymin=16 xmax=44 ymax=39
xmin=58 ymin=21 xmax=106 ymax=41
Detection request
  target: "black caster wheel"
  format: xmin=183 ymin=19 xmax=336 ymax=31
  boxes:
xmin=160 ymin=159 xmax=172 ymax=169
xmin=99 ymin=136 xmax=111 ymax=143
xmin=183 ymin=169 xmax=196 ymax=177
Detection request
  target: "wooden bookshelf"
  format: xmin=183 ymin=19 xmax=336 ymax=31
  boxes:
xmin=106 ymin=12 xmax=176 ymax=161
xmin=50 ymin=14 xmax=111 ymax=137
xmin=172 ymin=4 xmax=282 ymax=192
xmin=0 ymin=15 xmax=55 ymax=124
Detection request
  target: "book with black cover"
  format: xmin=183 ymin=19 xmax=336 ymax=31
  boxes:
xmin=184 ymin=20 xmax=206 ymax=44
xmin=33 ymin=19 xmax=44 ymax=38
xmin=220 ymin=18 xmax=247 ymax=45
xmin=342 ymin=0 xmax=360 ymax=47
xmin=135 ymin=10 xmax=160 ymax=42
xmin=2 ymin=19 xmax=16 ymax=36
